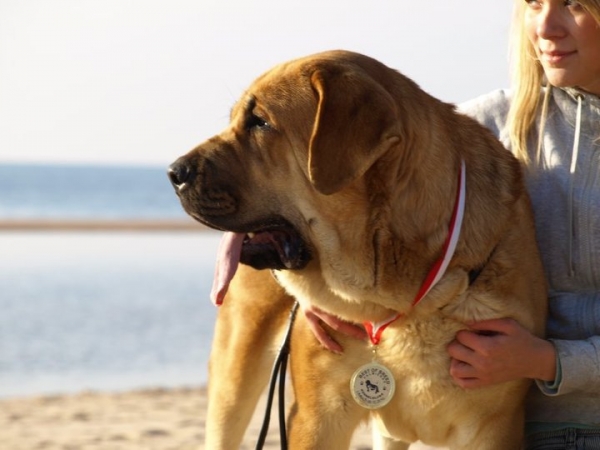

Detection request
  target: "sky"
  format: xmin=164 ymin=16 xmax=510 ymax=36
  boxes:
xmin=0 ymin=1 xmax=514 ymax=167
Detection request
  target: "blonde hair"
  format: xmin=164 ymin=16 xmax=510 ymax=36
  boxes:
xmin=507 ymin=0 xmax=600 ymax=164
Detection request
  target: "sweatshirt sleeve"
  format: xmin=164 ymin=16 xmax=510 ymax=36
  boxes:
xmin=457 ymin=89 xmax=512 ymax=148
xmin=536 ymin=336 xmax=600 ymax=396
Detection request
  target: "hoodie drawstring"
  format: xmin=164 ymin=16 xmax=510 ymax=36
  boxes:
xmin=568 ymin=94 xmax=583 ymax=277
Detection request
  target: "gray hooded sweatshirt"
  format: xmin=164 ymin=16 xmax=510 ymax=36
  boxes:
xmin=460 ymin=87 xmax=600 ymax=427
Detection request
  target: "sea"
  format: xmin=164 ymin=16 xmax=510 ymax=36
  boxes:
xmin=0 ymin=163 xmax=223 ymax=398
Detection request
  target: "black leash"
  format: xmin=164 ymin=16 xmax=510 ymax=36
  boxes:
xmin=255 ymin=301 xmax=299 ymax=450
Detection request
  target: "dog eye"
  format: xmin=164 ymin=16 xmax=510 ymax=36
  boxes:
xmin=246 ymin=113 xmax=270 ymax=130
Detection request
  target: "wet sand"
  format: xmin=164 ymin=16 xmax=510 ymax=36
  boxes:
xmin=0 ymin=218 xmax=203 ymax=232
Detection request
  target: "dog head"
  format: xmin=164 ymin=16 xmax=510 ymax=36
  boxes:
xmin=168 ymin=51 xmax=418 ymax=305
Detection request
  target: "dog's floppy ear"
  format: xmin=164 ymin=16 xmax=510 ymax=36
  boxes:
xmin=308 ymin=68 xmax=401 ymax=195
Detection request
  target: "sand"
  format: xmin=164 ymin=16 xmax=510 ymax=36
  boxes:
xmin=0 ymin=218 xmax=203 ymax=232
xmin=0 ymin=386 xmax=441 ymax=450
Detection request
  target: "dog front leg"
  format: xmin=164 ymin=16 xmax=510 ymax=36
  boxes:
xmin=287 ymin=319 xmax=368 ymax=450
xmin=205 ymin=266 xmax=294 ymax=449
xmin=372 ymin=429 xmax=410 ymax=450
xmin=457 ymin=410 xmax=524 ymax=450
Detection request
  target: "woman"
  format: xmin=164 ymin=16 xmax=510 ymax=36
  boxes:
xmin=307 ymin=0 xmax=600 ymax=447
xmin=449 ymin=0 xmax=600 ymax=448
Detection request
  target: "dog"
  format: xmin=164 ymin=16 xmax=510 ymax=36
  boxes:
xmin=169 ymin=50 xmax=547 ymax=449
xmin=366 ymin=380 xmax=380 ymax=394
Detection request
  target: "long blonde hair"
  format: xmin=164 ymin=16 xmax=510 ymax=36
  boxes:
xmin=507 ymin=0 xmax=600 ymax=164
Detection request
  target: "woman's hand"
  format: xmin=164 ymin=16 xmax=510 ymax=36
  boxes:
xmin=447 ymin=318 xmax=557 ymax=389
xmin=303 ymin=305 xmax=367 ymax=354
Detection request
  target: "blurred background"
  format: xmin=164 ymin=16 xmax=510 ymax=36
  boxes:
xmin=0 ymin=0 xmax=513 ymax=398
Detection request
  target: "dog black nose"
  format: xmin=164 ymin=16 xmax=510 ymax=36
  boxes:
xmin=168 ymin=160 xmax=193 ymax=190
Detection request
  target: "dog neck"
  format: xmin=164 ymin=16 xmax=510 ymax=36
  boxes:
xmin=365 ymin=159 xmax=466 ymax=345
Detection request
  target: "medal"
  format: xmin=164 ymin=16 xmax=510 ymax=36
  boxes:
xmin=351 ymin=320 xmax=398 ymax=409
xmin=350 ymin=361 xmax=396 ymax=409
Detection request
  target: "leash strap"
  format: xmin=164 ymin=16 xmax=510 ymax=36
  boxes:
xmin=255 ymin=301 xmax=299 ymax=450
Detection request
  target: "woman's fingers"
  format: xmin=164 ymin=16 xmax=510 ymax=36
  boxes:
xmin=303 ymin=306 xmax=366 ymax=353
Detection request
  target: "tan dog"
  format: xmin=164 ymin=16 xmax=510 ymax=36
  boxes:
xmin=169 ymin=50 xmax=547 ymax=449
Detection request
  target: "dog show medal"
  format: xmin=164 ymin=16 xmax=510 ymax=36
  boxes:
xmin=350 ymin=361 xmax=396 ymax=409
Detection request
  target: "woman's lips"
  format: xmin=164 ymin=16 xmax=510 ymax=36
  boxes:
xmin=540 ymin=50 xmax=576 ymax=64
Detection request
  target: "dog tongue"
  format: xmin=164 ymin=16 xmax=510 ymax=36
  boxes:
xmin=210 ymin=232 xmax=245 ymax=306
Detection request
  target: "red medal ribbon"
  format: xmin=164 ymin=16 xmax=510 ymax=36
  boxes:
xmin=364 ymin=160 xmax=466 ymax=346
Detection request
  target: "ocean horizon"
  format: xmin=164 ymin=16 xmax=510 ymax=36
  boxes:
xmin=0 ymin=163 xmax=223 ymax=397
xmin=0 ymin=162 xmax=186 ymax=220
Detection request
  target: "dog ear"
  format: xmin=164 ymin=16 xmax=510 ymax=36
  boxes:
xmin=308 ymin=68 xmax=401 ymax=195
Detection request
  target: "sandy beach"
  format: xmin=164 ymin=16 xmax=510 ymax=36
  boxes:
xmin=0 ymin=386 xmax=380 ymax=450
xmin=0 ymin=218 xmax=204 ymax=232
xmin=0 ymin=385 xmax=445 ymax=450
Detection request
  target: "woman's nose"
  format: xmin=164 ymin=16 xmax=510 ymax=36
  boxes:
xmin=536 ymin=4 xmax=568 ymax=40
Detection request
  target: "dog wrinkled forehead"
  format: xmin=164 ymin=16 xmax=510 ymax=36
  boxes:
xmin=240 ymin=62 xmax=318 ymax=118
xmin=225 ymin=60 xmax=322 ymax=162
xmin=232 ymin=51 xmax=391 ymax=127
